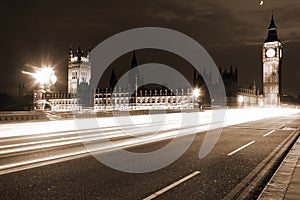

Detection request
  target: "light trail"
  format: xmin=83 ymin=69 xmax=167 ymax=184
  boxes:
xmin=0 ymin=108 xmax=298 ymax=138
xmin=0 ymin=108 xmax=298 ymax=174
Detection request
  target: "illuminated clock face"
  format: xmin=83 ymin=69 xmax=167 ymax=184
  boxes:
xmin=266 ymin=48 xmax=276 ymax=58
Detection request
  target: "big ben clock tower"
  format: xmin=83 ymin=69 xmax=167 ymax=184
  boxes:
xmin=262 ymin=15 xmax=283 ymax=106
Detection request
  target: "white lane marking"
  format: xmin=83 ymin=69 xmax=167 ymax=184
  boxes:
xmin=143 ymin=171 xmax=200 ymax=200
xmin=227 ymin=141 xmax=255 ymax=156
xmin=281 ymin=127 xmax=298 ymax=131
xmin=263 ymin=130 xmax=275 ymax=137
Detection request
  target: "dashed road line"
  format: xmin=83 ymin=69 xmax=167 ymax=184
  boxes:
xmin=143 ymin=171 xmax=201 ymax=200
xmin=263 ymin=130 xmax=275 ymax=137
xmin=228 ymin=141 xmax=255 ymax=156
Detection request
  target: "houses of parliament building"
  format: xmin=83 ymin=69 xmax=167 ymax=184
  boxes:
xmin=33 ymin=14 xmax=282 ymax=112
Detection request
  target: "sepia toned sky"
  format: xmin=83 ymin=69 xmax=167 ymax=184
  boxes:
xmin=0 ymin=0 xmax=299 ymax=97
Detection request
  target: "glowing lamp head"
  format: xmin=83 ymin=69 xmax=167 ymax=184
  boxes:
xmin=238 ymin=96 xmax=244 ymax=103
xmin=193 ymin=88 xmax=200 ymax=98
xmin=33 ymin=66 xmax=57 ymax=85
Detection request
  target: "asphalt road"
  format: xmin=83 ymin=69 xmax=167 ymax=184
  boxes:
xmin=0 ymin=112 xmax=300 ymax=199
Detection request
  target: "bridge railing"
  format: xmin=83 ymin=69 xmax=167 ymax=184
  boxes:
xmin=0 ymin=111 xmax=46 ymax=123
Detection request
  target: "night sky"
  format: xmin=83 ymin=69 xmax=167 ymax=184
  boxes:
xmin=1 ymin=0 xmax=299 ymax=97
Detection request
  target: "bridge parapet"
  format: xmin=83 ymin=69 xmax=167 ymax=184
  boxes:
xmin=0 ymin=111 xmax=46 ymax=123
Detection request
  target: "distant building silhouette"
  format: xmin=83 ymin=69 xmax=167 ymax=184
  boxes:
xmin=193 ymin=66 xmax=238 ymax=106
xmin=109 ymin=69 xmax=118 ymax=90
xmin=128 ymin=51 xmax=141 ymax=93
xmin=16 ymin=82 xmax=33 ymax=110
xmin=220 ymin=66 xmax=238 ymax=97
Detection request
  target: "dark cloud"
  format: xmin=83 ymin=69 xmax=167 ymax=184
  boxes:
xmin=0 ymin=0 xmax=299 ymax=97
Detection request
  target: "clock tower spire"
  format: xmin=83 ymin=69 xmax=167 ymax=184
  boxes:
xmin=265 ymin=14 xmax=279 ymax=42
xmin=262 ymin=14 xmax=283 ymax=106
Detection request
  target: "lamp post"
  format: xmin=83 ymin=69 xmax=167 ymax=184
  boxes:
xmin=22 ymin=66 xmax=57 ymax=111
xmin=192 ymin=88 xmax=201 ymax=110
xmin=35 ymin=66 xmax=57 ymax=111
xmin=33 ymin=66 xmax=57 ymax=92
xmin=238 ymin=95 xmax=244 ymax=107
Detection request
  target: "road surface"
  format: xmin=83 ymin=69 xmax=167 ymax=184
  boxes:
xmin=0 ymin=108 xmax=299 ymax=199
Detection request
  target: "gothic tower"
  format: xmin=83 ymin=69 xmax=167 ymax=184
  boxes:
xmin=262 ymin=15 xmax=283 ymax=106
xmin=128 ymin=51 xmax=141 ymax=92
xmin=68 ymin=46 xmax=91 ymax=94
xmin=109 ymin=69 xmax=118 ymax=90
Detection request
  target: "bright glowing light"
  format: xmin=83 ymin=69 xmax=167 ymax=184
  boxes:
xmin=1 ymin=108 xmax=298 ymax=139
xmin=50 ymin=73 xmax=57 ymax=84
xmin=260 ymin=0 xmax=264 ymax=6
xmin=22 ymin=71 xmax=34 ymax=76
xmin=193 ymin=88 xmax=200 ymax=98
xmin=238 ymin=96 xmax=244 ymax=103
xmin=1 ymin=108 xmax=298 ymax=172
xmin=34 ymin=67 xmax=56 ymax=85
xmin=23 ymin=66 xmax=57 ymax=85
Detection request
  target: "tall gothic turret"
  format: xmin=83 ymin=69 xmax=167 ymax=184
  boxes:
xmin=68 ymin=46 xmax=91 ymax=94
xmin=128 ymin=51 xmax=141 ymax=92
xmin=109 ymin=69 xmax=118 ymax=90
xmin=131 ymin=50 xmax=138 ymax=69
xmin=69 ymin=46 xmax=73 ymax=61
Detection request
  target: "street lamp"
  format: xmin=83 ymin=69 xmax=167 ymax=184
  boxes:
xmin=22 ymin=66 xmax=57 ymax=111
xmin=23 ymin=66 xmax=57 ymax=92
xmin=193 ymin=88 xmax=200 ymax=98
xmin=238 ymin=95 xmax=244 ymax=103
xmin=192 ymin=88 xmax=201 ymax=109
xmin=238 ymin=95 xmax=244 ymax=107
xmin=33 ymin=66 xmax=57 ymax=91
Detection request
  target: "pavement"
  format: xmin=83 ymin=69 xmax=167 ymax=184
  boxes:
xmin=258 ymin=130 xmax=300 ymax=200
